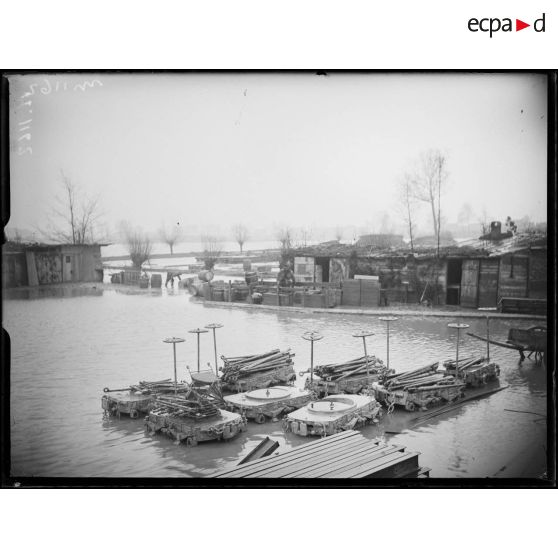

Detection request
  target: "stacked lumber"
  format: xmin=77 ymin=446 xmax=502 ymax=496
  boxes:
xmin=372 ymin=361 xmax=466 ymax=411
xmin=220 ymin=349 xmax=294 ymax=383
xmin=443 ymin=356 xmax=500 ymax=387
xmin=382 ymin=362 xmax=457 ymax=390
xmin=443 ymin=355 xmax=485 ymax=374
xmin=130 ymin=379 xmax=190 ymax=394
xmin=314 ymin=355 xmax=389 ymax=381
xmin=150 ymin=392 xmax=221 ymax=420
xmin=211 ymin=430 xmax=427 ymax=479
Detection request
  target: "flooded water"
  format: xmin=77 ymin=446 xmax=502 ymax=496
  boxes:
xmin=4 ymin=284 xmax=548 ymax=479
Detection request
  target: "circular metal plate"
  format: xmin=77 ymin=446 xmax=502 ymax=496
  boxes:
xmin=307 ymin=397 xmax=356 ymax=414
xmin=245 ymin=387 xmax=291 ymax=401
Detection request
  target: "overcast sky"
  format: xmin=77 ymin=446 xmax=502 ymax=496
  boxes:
xmin=8 ymin=72 xmax=548 ymax=238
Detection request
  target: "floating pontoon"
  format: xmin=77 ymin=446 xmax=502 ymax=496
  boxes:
xmin=224 ymin=386 xmax=313 ymax=423
xmin=283 ymin=394 xmax=382 ymax=437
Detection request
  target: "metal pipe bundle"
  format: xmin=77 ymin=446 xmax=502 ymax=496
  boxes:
xmin=131 ymin=379 xmax=190 ymax=393
xmin=220 ymin=349 xmax=295 ymax=382
xmin=443 ymin=356 xmax=486 ymax=373
xmin=314 ymin=355 xmax=389 ymax=381
xmin=152 ymin=393 xmax=221 ymax=419
xmin=382 ymin=362 xmax=458 ymax=391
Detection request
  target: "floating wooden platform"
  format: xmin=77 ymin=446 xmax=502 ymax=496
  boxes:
xmin=211 ymin=430 xmax=428 ymax=478
xmin=283 ymin=394 xmax=382 ymax=436
xmin=224 ymin=386 xmax=313 ymax=423
xmin=102 ymin=392 xmax=153 ymax=418
xmin=372 ymin=380 xmax=466 ymax=412
xmin=145 ymin=409 xmax=247 ymax=446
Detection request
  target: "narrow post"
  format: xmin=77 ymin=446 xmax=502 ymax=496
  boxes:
xmin=379 ymin=316 xmax=398 ymax=370
xmin=205 ymin=323 xmax=224 ymax=377
xmin=448 ymin=323 xmax=470 ymax=378
xmin=478 ymin=307 xmax=497 ymax=362
xmin=173 ymin=343 xmax=177 ymax=391
xmin=188 ymin=328 xmax=209 ymax=372
xmin=359 ymin=279 xmax=362 ymax=306
xmin=310 ymin=340 xmax=314 ymax=382
xmin=302 ymin=331 xmax=324 ymax=386
xmin=352 ymin=330 xmax=374 ymax=382
xmin=163 ymin=337 xmax=185 ymax=395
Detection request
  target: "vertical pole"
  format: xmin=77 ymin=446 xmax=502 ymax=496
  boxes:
xmin=362 ymin=337 xmax=369 ymax=381
xmin=173 ymin=342 xmax=177 ymax=395
xmin=197 ymin=332 xmax=201 ymax=372
xmin=386 ymin=321 xmax=390 ymax=369
xmin=359 ymin=279 xmax=362 ymax=306
xmin=213 ymin=329 xmax=218 ymax=375
xmin=456 ymin=327 xmax=460 ymax=377
xmin=486 ymin=316 xmax=490 ymax=362
xmin=310 ymin=339 xmax=314 ymax=384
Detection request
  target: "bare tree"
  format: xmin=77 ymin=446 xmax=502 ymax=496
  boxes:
xmin=42 ymin=171 xmax=102 ymax=244
xmin=232 ymin=223 xmax=248 ymax=253
xmin=201 ymin=234 xmax=222 ymax=270
xmin=297 ymin=227 xmax=312 ymax=248
xmin=276 ymin=226 xmax=293 ymax=252
xmin=399 ymin=173 xmax=417 ymax=252
xmin=479 ymin=207 xmax=490 ymax=236
xmin=413 ymin=150 xmax=448 ymax=258
xmin=334 ymin=226 xmax=343 ymax=243
xmin=160 ymin=222 xmax=182 ymax=255
xmin=6 ymin=227 xmax=23 ymax=244
xmin=121 ymin=222 xmax=152 ymax=269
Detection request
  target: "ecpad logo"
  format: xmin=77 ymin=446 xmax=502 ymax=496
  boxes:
xmin=468 ymin=13 xmax=546 ymax=37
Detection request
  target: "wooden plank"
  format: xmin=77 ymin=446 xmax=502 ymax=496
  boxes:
xmin=25 ymin=251 xmax=39 ymax=286
xmin=284 ymin=445 xmax=406 ymax=479
xmin=341 ymin=451 xmax=420 ymax=479
xmin=221 ymin=437 xmax=374 ymax=477
xmin=325 ymin=450 xmax=411 ymax=479
xmin=395 ymin=466 xmax=431 ymax=478
xmin=478 ymin=259 xmax=499 ymax=308
xmin=250 ymin=440 xmax=390 ymax=479
xmin=460 ymin=259 xmax=479 ymax=308
xmin=370 ymin=453 xmax=420 ymax=478
xmin=314 ymin=446 xmax=407 ymax=478
xmin=213 ymin=431 xmax=364 ymax=477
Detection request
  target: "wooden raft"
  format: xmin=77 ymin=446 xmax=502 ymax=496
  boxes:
xmin=211 ymin=430 xmax=428 ymax=479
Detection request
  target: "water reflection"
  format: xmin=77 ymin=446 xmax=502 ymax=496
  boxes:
xmin=4 ymin=284 xmax=104 ymax=300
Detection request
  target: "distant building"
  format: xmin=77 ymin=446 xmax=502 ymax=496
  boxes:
xmin=2 ymin=243 xmax=104 ymax=288
xmin=291 ymin=231 xmax=547 ymax=312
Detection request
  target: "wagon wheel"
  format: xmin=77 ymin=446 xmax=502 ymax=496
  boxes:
xmin=254 ymin=414 xmax=266 ymax=424
xmin=129 ymin=409 xmax=139 ymax=419
xmin=185 ymin=437 xmax=198 ymax=447
xmin=405 ymin=401 xmax=416 ymax=412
